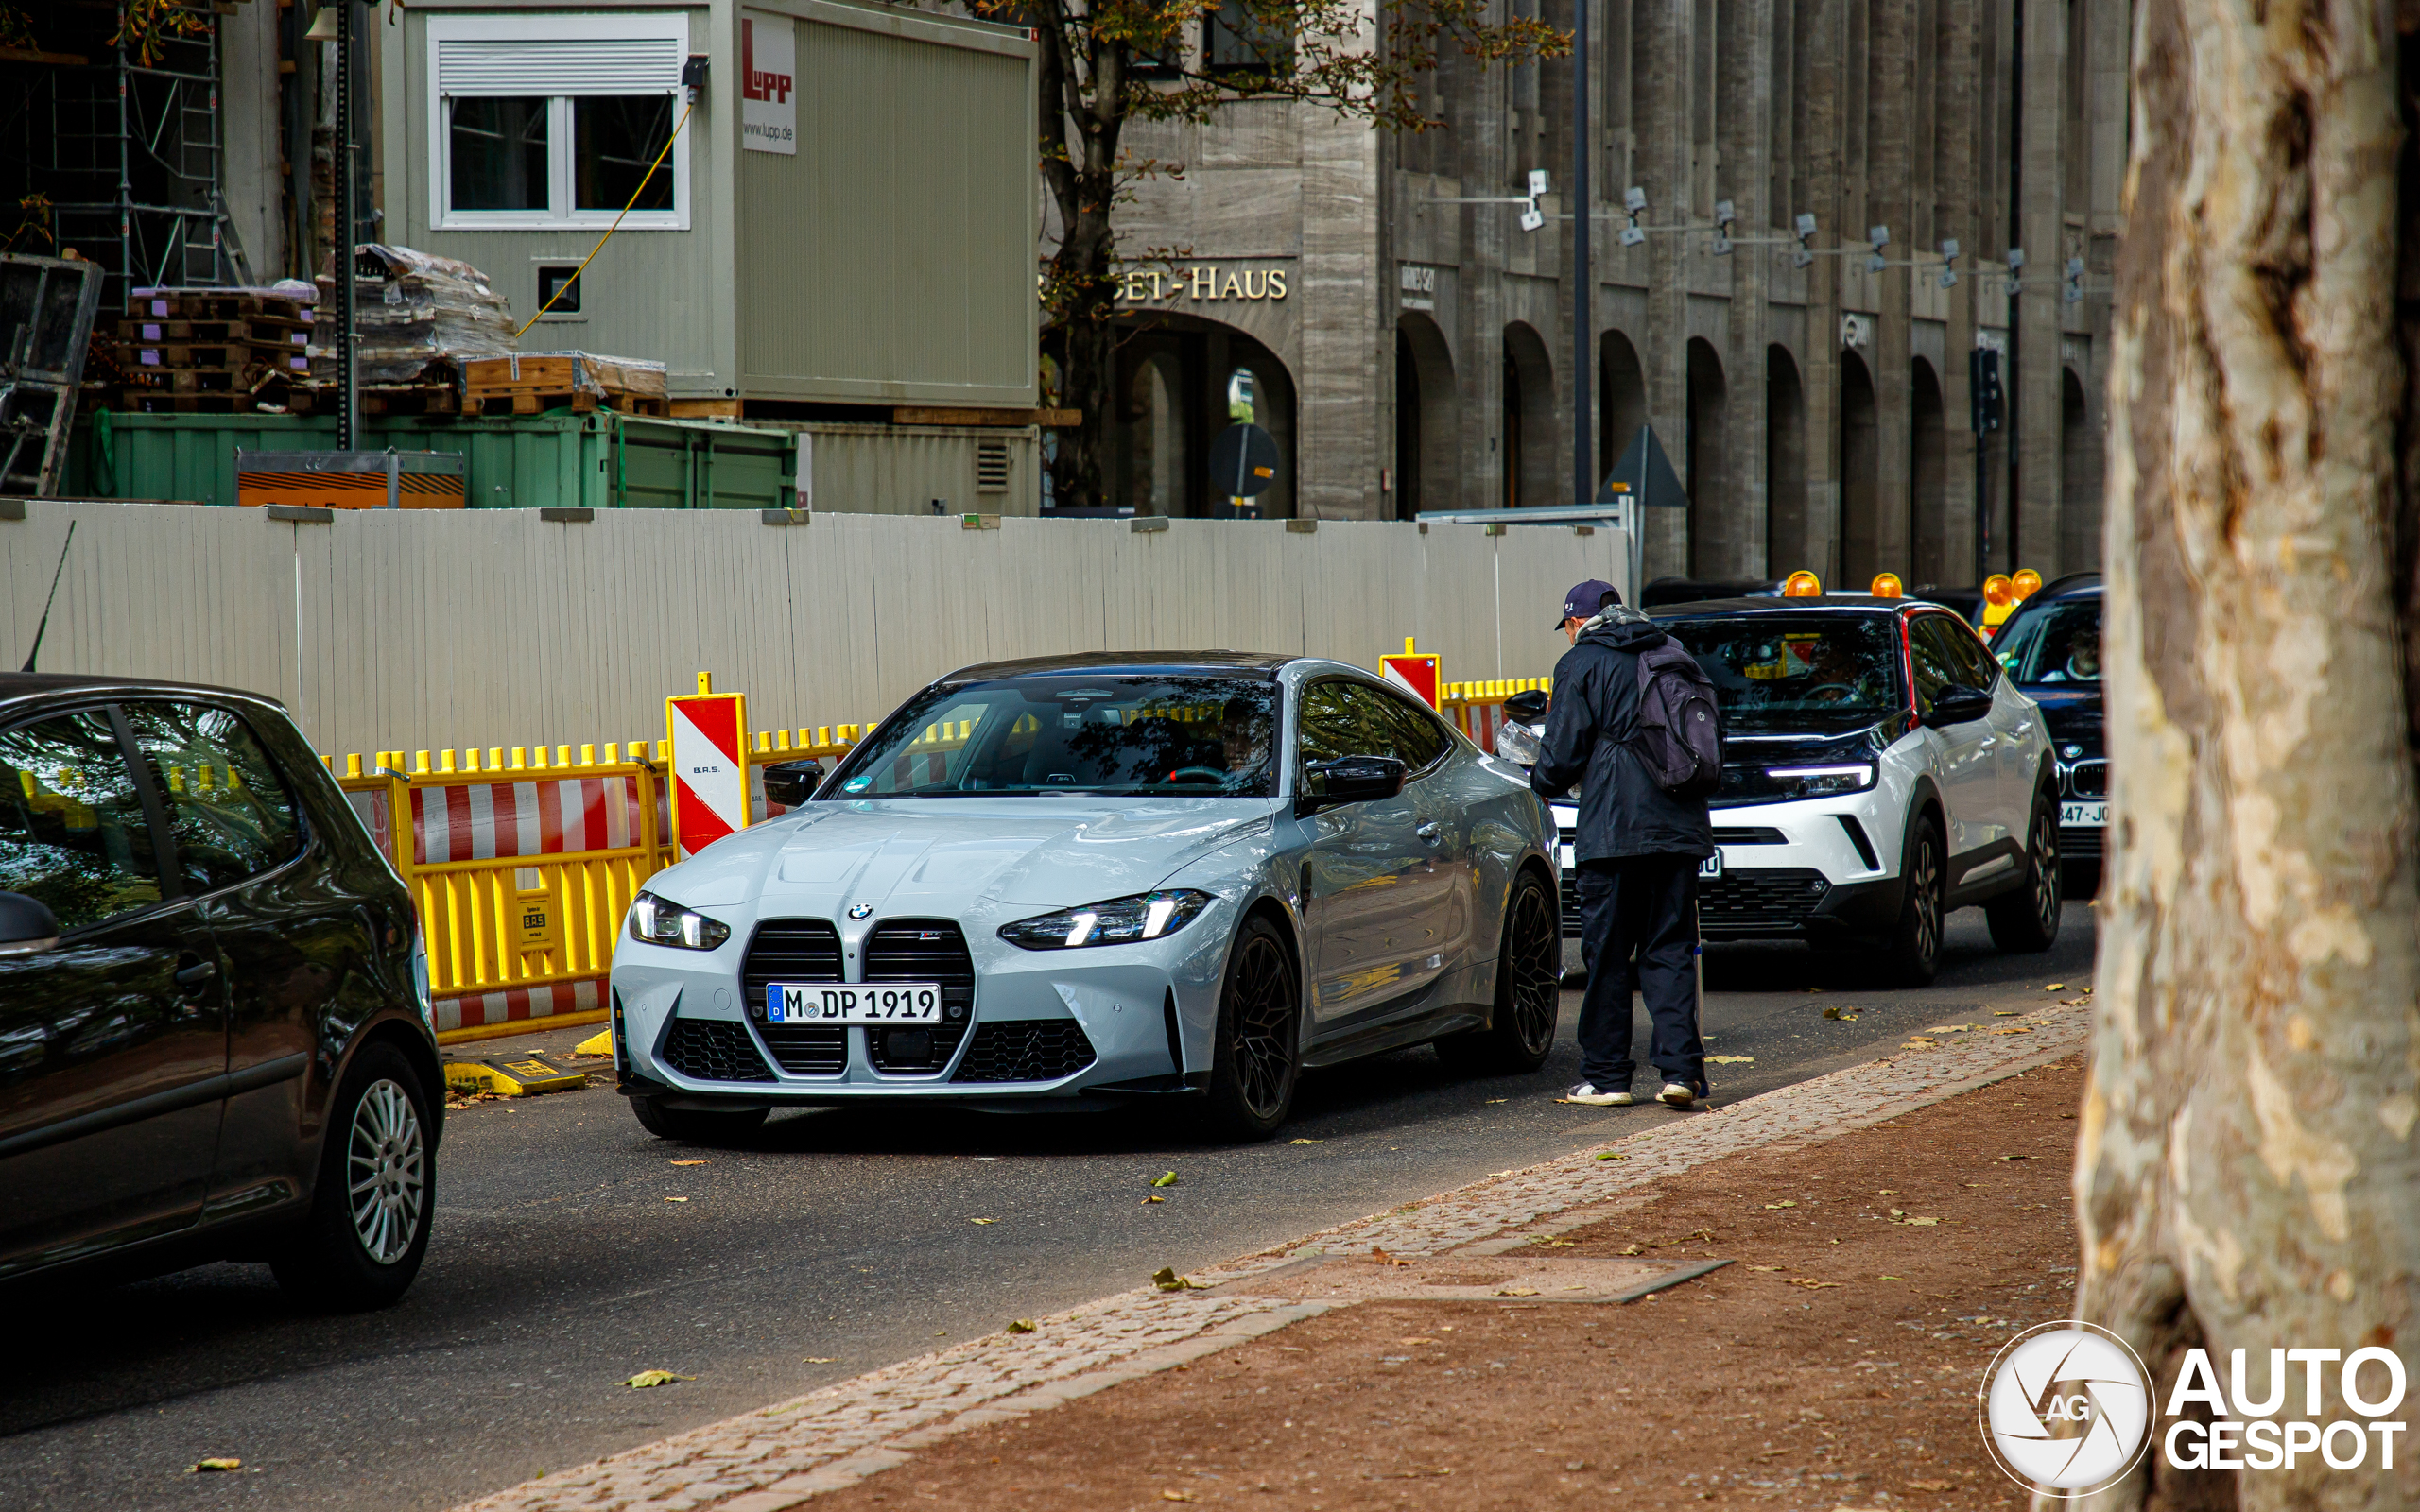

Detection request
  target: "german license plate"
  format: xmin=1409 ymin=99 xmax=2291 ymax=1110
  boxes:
xmin=766 ymin=983 xmax=942 ymax=1023
xmin=2060 ymin=802 xmax=2107 ymax=828
xmin=1700 ymin=851 xmax=1723 ymax=879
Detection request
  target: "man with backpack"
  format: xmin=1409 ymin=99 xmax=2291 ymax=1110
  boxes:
xmin=1531 ymin=580 xmax=1720 ymax=1108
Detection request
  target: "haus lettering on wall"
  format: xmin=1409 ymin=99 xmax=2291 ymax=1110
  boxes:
xmin=1117 ymin=265 xmax=1291 ymax=302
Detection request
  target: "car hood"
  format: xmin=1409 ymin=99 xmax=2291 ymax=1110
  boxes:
xmin=2024 ymin=686 xmax=2103 ymax=754
xmin=643 ymin=798 xmax=1284 ymax=915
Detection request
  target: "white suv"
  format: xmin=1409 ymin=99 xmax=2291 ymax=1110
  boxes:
xmin=1514 ymin=596 xmax=2061 ymax=985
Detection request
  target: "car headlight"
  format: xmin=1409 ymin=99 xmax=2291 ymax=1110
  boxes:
xmin=628 ymin=890 xmax=732 ymax=951
xmin=997 ymin=889 xmax=1218 ymax=951
xmin=1494 ymin=719 xmax=1543 ymax=766
xmin=1767 ymin=764 xmax=1876 ymax=799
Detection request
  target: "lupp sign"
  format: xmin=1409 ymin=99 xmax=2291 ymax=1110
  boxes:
xmin=667 ymin=677 xmax=750 ymax=859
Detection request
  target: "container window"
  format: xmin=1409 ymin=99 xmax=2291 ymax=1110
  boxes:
xmin=448 ymin=97 xmax=549 ymax=211
xmin=575 ymin=96 xmax=677 ymax=212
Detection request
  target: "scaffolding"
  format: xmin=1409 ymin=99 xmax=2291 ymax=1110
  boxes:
xmin=3 ymin=1 xmax=241 ymax=312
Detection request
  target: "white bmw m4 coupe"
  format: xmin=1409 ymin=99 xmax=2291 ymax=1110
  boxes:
xmin=609 ymin=652 xmax=1563 ymax=1140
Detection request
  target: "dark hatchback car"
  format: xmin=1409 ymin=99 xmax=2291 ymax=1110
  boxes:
xmin=1987 ymin=573 xmax=2104 ymax=889
xmin=0 ymin=675 xmax=441 ymax=1308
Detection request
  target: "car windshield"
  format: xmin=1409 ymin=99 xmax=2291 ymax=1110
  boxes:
xmin=1661 ymin=615 xmax=1906 ymax=730
xmin=1995 ymin=598 xmax=2101 ymax=684
xmin=821 ymin=675 xmax=1281 ymax=799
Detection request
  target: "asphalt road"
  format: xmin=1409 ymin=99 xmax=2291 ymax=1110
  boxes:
xmin=2 ymin=900 xmax=2097 ymax=1512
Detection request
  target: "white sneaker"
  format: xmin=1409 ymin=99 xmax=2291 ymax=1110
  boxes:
xmin=1658 ymin=1082 xmax=1698 ymax=1108
xmin=1565 ymin=1083 xmax=1634 ymax=1106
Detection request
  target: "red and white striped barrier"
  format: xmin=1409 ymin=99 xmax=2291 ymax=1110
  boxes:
xmin=406 ymin=776 xmax=648 ymax=864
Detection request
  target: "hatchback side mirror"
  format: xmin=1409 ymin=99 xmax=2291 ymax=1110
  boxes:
xmin=1295 ymin=755 xmax=1409 ymax=816
xmin=1925 ymin=684 xmax=1994 ymax=728
xmin=762 ymin=759 xmax=826 ymax=807
xmin=1502 ymin=689 xmax=1549 ymax=723
xmin=0 ymin=891 xmax=60 ymax=956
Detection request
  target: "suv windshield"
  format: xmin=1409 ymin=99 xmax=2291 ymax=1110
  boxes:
xmin=822 ymin=676 xmax=1280 ymax=799
xmin=1994 ymin=597 xmax=2101 ymax=684
xmin=1662 ymin=615 xmax=1906 ymax=730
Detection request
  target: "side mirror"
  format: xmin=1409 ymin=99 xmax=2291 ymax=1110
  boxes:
xmin=1502 ymin=689 xmax=1549 ymax=723
xmin=1925 ymin=684 xmax=1994 ymax=728
xmin=0 ymin=891 xmax=60 ymax=957
xmin=1295 ymin=755 xmax=1408 ymax=816
xmin=762 ymin=759 xmax=827 ymax=807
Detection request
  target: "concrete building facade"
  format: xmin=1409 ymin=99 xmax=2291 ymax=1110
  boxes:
xmin=1101 ymin=0 xmax=2126 ymax=584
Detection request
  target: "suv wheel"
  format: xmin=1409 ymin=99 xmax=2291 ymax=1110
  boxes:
xmin=1202 ymin=916 xmax=1301 ymax=1141
xmin=631 ymin=1098 xmax=769 ymax=1143
xmin=1440 ymin=869 xmax=1560 ymax=1074
xmin=1986 ymin=793 xmax=2064 ymax=952
xmin=1885 ymin=816 xmax=1945 ymax=987
xmin=271 ymin=1042 xmax=435 ymax=1311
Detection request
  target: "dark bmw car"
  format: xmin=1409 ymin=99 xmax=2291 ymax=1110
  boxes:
xmin=1987 ymin=574 xmax=2104 ymax=889
xmin=0 ymin=674 xmax=441 ymax=1307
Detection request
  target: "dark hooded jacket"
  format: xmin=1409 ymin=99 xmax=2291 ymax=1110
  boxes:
xmin=1531 ymin=606 xmax=1716 ymax=862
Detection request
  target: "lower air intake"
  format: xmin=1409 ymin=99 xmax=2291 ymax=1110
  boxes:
xmin=660 ymin=1019 xmax=776 ymax=1083
xmin=951 ymin=1020 xmax=1098 ymax=1083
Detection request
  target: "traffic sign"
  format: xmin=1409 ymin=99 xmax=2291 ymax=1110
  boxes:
xmin=1207 ymin=422 xmax=1280 ymax=498
xmin=666 ymin=675 xmax=750 ymax=860
xmin=1382 ymin=639 xmax=1442 ymax=709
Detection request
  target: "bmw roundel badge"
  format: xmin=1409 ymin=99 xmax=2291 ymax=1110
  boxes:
xmin=847 ymin=903 xmax=874 ymax=919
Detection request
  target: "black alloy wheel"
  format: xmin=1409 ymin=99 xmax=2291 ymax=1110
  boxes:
xmin=1986 ymin=794 xmax=2064 ymax=953
xmin=1203 ymin=916 xmax=1302 ymax=1140
xmin=1443 ymin=869 xmax=1560 ymax=1074
xmin=1886 ymin=816 xmax=1945 ymax=987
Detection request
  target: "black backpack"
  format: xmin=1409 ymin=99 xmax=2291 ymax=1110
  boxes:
xmin=1628 ymin=643 xmax=1722 ymax=798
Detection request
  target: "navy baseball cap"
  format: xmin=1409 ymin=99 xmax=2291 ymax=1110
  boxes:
xmin=1556 ymin=578 xmax=1620 ymax=626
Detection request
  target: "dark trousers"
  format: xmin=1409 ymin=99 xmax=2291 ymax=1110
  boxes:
xmin=1572 ymin=855 xmax=1704 ymax=1093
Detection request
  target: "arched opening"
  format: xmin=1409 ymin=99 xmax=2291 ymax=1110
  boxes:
xmin=1599 ymin=328 xmax=1649 ymax=490
xmin=1910 ymin=356 xmax=1947 ymax=587
xmin=1766 ymin=345 xmax=1806 ymax=575
xmin=1109 ymin=317 xmax=1295 ymax=518
xmin=1685 ymin=337 xmax=1728 ymax=575
xmin=1502 ymin=322 xmax=1555 ymax=508
xmin=1397 ymin=312 xmax=1458 ymax=520
xmin=2061 ymin=367 xmax=2101 ymax=572
xmin=1839 ymin=349 xmax=1880 ymax=584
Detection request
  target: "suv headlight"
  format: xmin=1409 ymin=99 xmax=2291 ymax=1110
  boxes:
xmin=1767 ymin=764 xmax=1876 ymax=799
xmin=998 ymin=889 xmax=1218 ymax=951
xmin=629 ymin=890 xmax=732 ymax=951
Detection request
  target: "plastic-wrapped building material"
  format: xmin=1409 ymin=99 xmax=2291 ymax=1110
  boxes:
xmin=312 ymin=245 xmax=517 ymax=386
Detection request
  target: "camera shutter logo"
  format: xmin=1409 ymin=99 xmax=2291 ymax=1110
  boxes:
xmin=1979 ymin=1322 xmax=2154 ymax=1496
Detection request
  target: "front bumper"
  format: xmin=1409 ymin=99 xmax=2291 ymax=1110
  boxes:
xmin=1551 ymin=792 xmax=1908 ymax=943
xmin=609 ymin=899 xmax=1239 ymax=1107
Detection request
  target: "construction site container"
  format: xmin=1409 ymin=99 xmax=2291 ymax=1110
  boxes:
xmin=68 ymin=411 xmax=796 ymax=512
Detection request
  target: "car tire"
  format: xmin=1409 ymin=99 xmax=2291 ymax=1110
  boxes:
xmin=1884 ymin=815 xmax=1945 ymax=988
xmin=1986 ymin=792 xmax=2064 ymax=953
xmin=1201 ymin=915 xmax=1302 ymax=1141
xmin=1439 ymin=869 xmax=1560 ymax=1075
xmin=270 ymin=1042 xmax=435 ymax=1312
xmin=630 ymin=1097 xmax=769 ymax=1143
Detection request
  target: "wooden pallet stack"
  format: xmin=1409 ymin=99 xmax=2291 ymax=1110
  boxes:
xmin=458 ymin=353 xmax=670 ymax=418
xmin=100 ymin=289 xmax=315 ymax=414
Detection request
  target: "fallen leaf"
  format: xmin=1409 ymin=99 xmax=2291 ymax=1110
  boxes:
xmin=971 ymin=1217 xmax=996 ymax=1224
xmin=1485 ymin=1097 xmax=1507 ymax=1104
xmin=1908 ymin=1479 xmax=1953 ymax=1491
xmin=624 ymin=1369 xmax=692 ymax=1388
xmin=1496 ymin=1286 xmax=1541 ymax=1297
xmin=1288 ymin=1138 xmax=1322 ymax=1144
xmin=189 ymin=1458 xmax=242 ymax=1473
xmin=1879 ymin=1275 xmax=1904 ymax=1281
xmin=1822 ymin=1005 xmax=1860 ymax=1021
xmin=1618 ymin=1243 xmax=1645 ymax=1256
xmin=664 ymin=1196 xmax=689 ymax=1203
xmin=1994 ymin=1010 xmax=2021 ymax=1017
xmin=1999 ymin=1154 xmax=2031 ymax=1162
xmin=1786 ymin=1279 xmax=1844 ymax=1290
xmin=1748 ymin=1264 xmax=1784 ymax=1272
xmin=1399 ymin=1337 xmax=1439 ymax=1345
xmin=1006 ymin=1319 xmax=1037 ymax=1334
xmin=1160 ymin=1492 xmax=1197 ymax=1503
xmin=1152 ymin=1170 xmax=1179 ymax=1188
xmin=1142 ymin=1194 xmax=1166 ymax=1203
xmin=1706 ymin=1055 xmax=1754 ymax=1064
xmin=1368 ymin=1246 xmax=1412 ymax=1267
xmin=2045 ymin=983 xmax=2065 ymax=990
xmin=1595 ymin=1151 xmax=1628 ymax=1161
xmin=669 ymin=1160 xmax=707 ymax=1166
xmin=1151 ymin=1266 xmax=1207 ymax=1291
xmin=1905 ymin=1216 xmax=1941 ymax=1227
xmin=1530 ymin=1237 xmax=1578 ymax=1248
xmin=1764 ymin=1199 xmax=1799 ymax=1209
xmin=804 ymin=1357 xmax=838 ymax=1364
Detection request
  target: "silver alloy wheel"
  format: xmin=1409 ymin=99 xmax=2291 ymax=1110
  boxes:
xmin=347 ymin=1077 xmax=426 ymax=1264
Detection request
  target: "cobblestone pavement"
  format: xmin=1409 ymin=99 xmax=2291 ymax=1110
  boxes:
xmin=453 ymin=1002 xmax=2089 ymax=1512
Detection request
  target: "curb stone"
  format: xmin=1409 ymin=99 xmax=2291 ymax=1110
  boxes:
xmin=450 ymin=1003 xmax=2088 ymax=1512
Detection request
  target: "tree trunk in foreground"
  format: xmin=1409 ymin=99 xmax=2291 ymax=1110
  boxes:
xmin=2079 ymin=0 xmax=2420 ymax=1506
